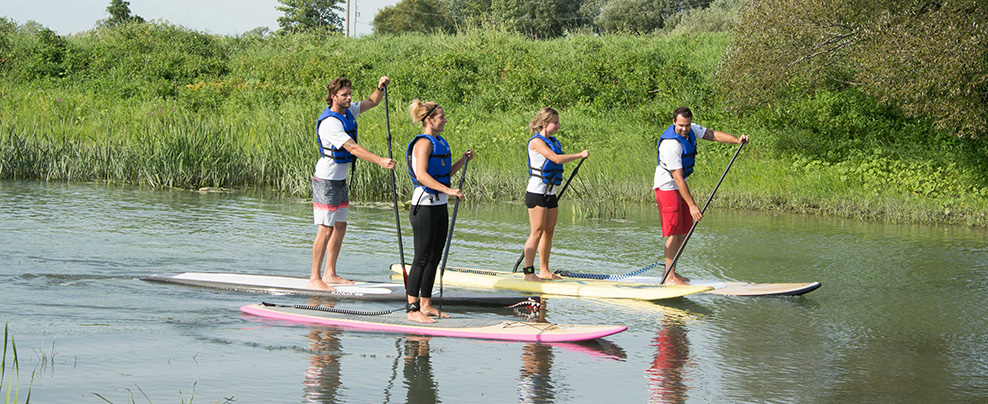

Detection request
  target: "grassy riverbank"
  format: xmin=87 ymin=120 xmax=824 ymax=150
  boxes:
xmin=1 ymin=22 xmax=986 ymax=226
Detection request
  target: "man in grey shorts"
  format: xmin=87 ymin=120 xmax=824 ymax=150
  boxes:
xmin=309 ymin=76 xmax=396 ymax=291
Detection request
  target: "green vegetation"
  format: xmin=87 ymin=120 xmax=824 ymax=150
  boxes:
xmin=378 ymin=0 xmax=732 ymax=37
xmin=2 ymin=323 xmax=33 ymax=404
xmin=374 ymin=0 xmax=454 ymax=35
xmin=101 ymin=0 xmax=145 ymax=27
xmin=276 ymin=0 xmax=345 ymax=34
xmin=719 ymin=0 xmax=987 ymax=137
xmin=0 ymin=20 xmax=986 ymax=226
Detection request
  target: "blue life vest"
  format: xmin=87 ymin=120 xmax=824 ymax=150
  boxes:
xmin=657 ymin=124 xmax=697 ymax=179
xmin=406 ymin=134 xmax=452 ymax=195
xmin=527 ymin=134 xmax=564 ymax=186
xmin=316 ymin=107 xmax=358 ymax=164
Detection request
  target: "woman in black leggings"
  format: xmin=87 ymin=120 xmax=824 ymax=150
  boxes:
xmin=404 ymin=99 xmax=473 ymax=324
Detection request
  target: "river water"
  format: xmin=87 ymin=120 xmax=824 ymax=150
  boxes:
xmin=1 ymin=180 xmax=986 ymax=403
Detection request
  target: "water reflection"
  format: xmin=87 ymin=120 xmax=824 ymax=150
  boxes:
xmin=402 ymin=336 xmax=439 ymax=404
xmin=518 ymin=300 xmax=555 ymax=403
xmin=519 ymin=342 xmax=556 ymax=403
xmin=646 ymin=315 xmax=692 ymax=404
xmin=302 ymin=298 xmax=344 ymax=404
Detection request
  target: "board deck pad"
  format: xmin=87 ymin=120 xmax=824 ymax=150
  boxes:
xmin=242 ymin=303 xmax=626 ymax=342
xmin=144 ymin=272 xmax=540 ymax=307
xmin=625 ymin=276 xmax=822 ymax=296
xmin=389 ymin=264 xmax=712 ymax=301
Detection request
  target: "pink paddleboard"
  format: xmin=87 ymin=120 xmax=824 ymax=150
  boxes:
xmin=241 ymin=303 xmax=626 ymax=342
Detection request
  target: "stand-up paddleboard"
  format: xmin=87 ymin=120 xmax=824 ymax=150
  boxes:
xmin=619 ymin=276 xmax=821 ymax=296
xmin=143 ymin=272 xmax=540 ymax=308
xmin=388 ymin=264 xmax=712 ymax=300
xmin=241 ymin=302 xmax=626 ymax=342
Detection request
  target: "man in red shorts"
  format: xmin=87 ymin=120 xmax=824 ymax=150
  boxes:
xmin=654 ymin=107 xmax=748 ymax=285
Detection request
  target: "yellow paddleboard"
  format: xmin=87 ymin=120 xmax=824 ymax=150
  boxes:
xmin=390 ymin=264 xmax=711 ymax=301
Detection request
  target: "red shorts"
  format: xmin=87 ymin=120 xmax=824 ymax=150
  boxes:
xmin=655 ymin=189 xmax=692 ymax=237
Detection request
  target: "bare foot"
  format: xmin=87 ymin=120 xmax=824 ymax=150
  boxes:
xmin=663 ymin=274 xmax=691 ymax=286
xmin=524 ymin=273 xmax=545 ymax=282
xmin=420 ymin=307 xmax=450 ymax=318
xmin=539 ymin=271 xmax=562 ymax=280
xmin=307 ymin=279 xmax=337 ymax=291
xmin=322 ymin=275 xmax=354 ymax=285
xmin=408 ymin=311 xmax=436 ymax=324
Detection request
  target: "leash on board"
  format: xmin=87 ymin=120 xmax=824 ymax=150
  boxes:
xmin=437 ymin=156 xmax=470 ymax=318
xmin=513 ymin=157 xmax=586 ymax=273
xmin=261 ymin=301 xmax=402 ymax=316
xmin=555 ymin=261 xmax=665 ymax=281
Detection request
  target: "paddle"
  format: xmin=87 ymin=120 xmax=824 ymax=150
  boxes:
xmin=659 ymin=141 xmax=745 ymax=284
xmin=512 ymin=157 xmax=586 ymax=272
xmin=437 ymin=155 xmax=470 ymax=316
xmin=382 ymin=85 xmax=408 ymax=289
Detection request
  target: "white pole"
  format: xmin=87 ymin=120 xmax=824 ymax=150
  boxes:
xmin=345 ymin=0 xmax=351 ymax=37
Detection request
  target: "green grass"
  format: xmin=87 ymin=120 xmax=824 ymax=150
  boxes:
xmin=1 ymin=22 xmax=986 ymax=226
xmin=2 ymin=323 xmax=32 ymax=404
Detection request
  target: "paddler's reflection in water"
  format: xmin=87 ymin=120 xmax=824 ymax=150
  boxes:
xmin=646 ymin=315 xmax=691 ymax=404
xmin=402 ymin=335 xmax=439 ymax=403
xmin=302 ymin=298 xmax=344 ymax=404
xmin=518 ymin=298 xmax=556 ymax=403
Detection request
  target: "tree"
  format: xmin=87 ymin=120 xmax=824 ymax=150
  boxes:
xmin=664 ymin=0 xmax=741 ymax=34
xmin=276 ymin=0 xmax=345 ymax=33
xmin=242 ymin=26 xmax=271 ymax=37
xmin=490 ymin=0 xmax=584 ymax=38
xmin=104 ymin=0 xmax=145 ymax=27
xmin=595 ymin=0 xmax=706 ymax=34
xmin=577 ymin=0 xmax=607 ymax=33
xmin=440 ymin=0 xmax=492 ymax=28
xmin=373 ymin=0 xmax=453 ymax=35
xmin=719 ymin=0 xmax=988 ymax=137
xmin=440 ymin=0 xmax=584 ymax=38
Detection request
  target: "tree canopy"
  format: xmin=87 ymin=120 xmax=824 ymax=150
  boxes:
xmin=488 ymin=0 xmax=584 ymax=38
xmin=374 ymin=0 xmax=720 ymax=37
xmin=102 ymin=0 xmax=145 ymax=27
xmin=373 ymin=0 xmax=453 ymax=35
xmin=596 ymin=0 xmax=705 ymax=34
xmin=719 ymin=0 xmax=988 ymax=137
xmin=276 ymin=0 xmax=345 ymax=33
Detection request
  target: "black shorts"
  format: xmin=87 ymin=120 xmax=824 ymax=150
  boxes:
xmin=525 ymin=191 xmax=559 ymax=209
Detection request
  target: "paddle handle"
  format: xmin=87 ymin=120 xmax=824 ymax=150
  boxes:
xmin=659 ymin=141 xmax=745 ymax=284
xmin=383 ymin=86 xmax=408 ymax=287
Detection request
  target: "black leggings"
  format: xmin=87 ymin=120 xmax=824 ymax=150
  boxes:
xmin=407 ymin=204 xmax=448 ymax=298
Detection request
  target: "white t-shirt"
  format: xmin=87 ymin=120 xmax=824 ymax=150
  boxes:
xmin=653 ymin=123 xmax=706 ymax=191
xmin=313 ymin=102 xmax=362 ymax=180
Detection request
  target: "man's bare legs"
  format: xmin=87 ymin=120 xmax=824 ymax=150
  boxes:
xmin=308 ymin=221 xmax=354 ymax=290
xmin=663 ymin=233 xmax=691 ymax=285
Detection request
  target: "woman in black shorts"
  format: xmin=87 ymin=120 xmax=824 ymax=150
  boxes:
xmin=522 ymin=107 xmax=589 ymax=282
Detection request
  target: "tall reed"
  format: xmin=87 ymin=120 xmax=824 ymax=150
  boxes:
xmin=2 ymin=323 xmax=32 ymax=404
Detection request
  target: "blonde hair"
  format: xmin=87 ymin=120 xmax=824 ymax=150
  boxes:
xmin=409 ymin=99 xmax=441 ymax=125
xmin=529 ymin=107 xmax=559 ymax=134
